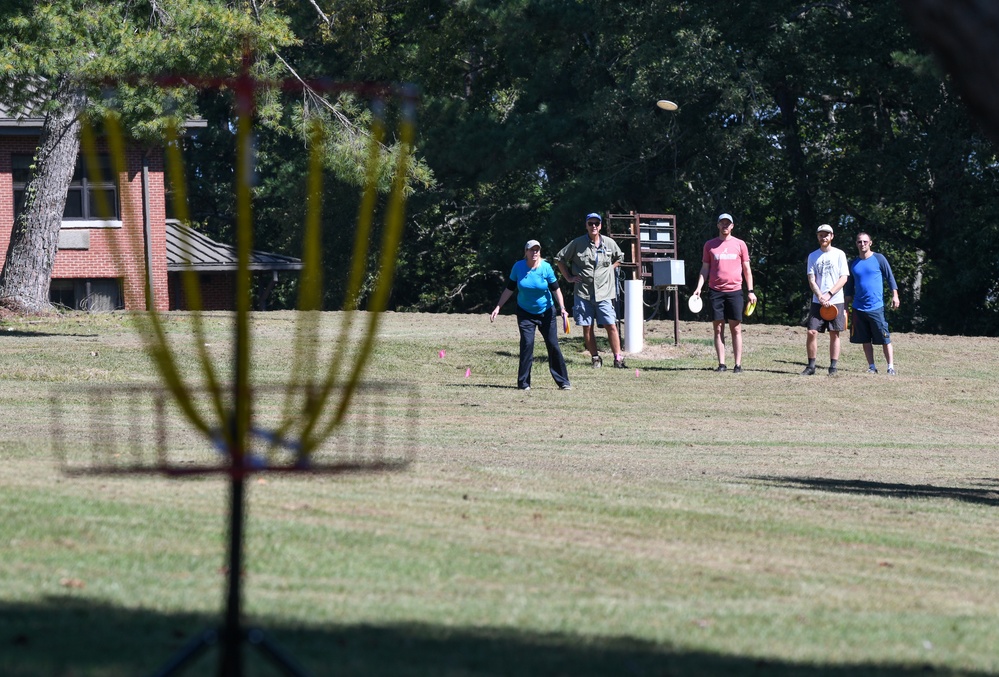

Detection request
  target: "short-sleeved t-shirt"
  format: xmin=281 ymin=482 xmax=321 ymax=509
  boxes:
xmin=555 ymin=234 xmax=623 ymax=302
xmin=510 ymin=259 xmax=557 ymax=314
xmin=702 ymin=236 xmax=750 ymax=292
xmin=846 ymin=253 xmax=898 ymax=312
xmin=806 ymin=246 xmax=850 ymax=304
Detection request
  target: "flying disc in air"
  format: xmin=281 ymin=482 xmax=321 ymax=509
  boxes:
xmin=744 ymin=299 xmax=757 ymax=317
xmin=819 ymin=305 xmax=839 ymax=321
xmin=688 ymin=295 xmax=703 ymax=313
xmin=656 ymin=100 xmax=679 ymax=111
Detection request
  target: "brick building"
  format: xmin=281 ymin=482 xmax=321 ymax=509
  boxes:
xmin=0 ymin=107 xmax=300 ymax=311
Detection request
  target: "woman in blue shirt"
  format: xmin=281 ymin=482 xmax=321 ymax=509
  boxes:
xmin=490 ymin=240 xmax=572 ymax=391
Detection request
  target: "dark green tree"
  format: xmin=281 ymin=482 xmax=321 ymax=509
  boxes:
xmin=359 ymin=0 xmax=999 ymax=335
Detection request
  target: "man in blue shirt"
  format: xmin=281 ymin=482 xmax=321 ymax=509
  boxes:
xmin=844 ymin=232 xmax=900 ymax=375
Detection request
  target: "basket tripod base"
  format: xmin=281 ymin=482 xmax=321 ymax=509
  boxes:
xmin=151 ymin=477 xmax=311 ymax=677
xmin=150 ymin=625 xmax=310 ymax=677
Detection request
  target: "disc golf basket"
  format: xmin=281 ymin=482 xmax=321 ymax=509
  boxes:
xmin=50 ymin=54 xmax=421 ymax=677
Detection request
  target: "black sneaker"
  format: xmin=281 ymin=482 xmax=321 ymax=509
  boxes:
xmin=801 ymin=366 xmax=816 ymax=375
xmin=714 ymin=364 xmax=727 ymax=372
xmin=613 ymin=358 xmax=627 ymax=368
xmin=828 ymin=367 xmax=838 ymax=375
xmin=732 ymin=365 xmax=743 ymax=374
xmin=591 ymin=355 xmax=603 ymax=368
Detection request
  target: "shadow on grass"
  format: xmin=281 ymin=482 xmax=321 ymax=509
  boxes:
xmin=753 ymin=476 xmax=999 ymax=507
xmin=0 ymin=597 xmax=983 ymax=677
xmin=771 ymin=359 xmax=862 ymax=375
xmin=624 ymin=365 xmax=717 ymax=373
xmin=494 ymin=351 xmax=572 ymax=365
xmin=0 ymin=330 xmax=99 ymax=338
xmin=627 ymin=365 xmax=801 ymax=375
xmin=487 ymin=354 xmax=835 ymax=376
xmin=449 ymin=383 xmax=516 ymax=390
xmin=772 ymin=359 xmax=835 ymax=370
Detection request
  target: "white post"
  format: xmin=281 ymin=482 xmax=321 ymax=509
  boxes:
xmin=624 ymin=279 xmax=644 ymax=354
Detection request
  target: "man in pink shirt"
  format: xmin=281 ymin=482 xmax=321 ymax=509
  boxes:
xmin=692 ymin=213 xmax=758 ymax=373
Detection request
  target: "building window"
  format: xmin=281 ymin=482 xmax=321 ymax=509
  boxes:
xmin=49 ymin=279 xmax=77 ymax=309
xmin=13 ymin=153 xmax=119 ymax=220
xmin=49 ymin=278 xmax=124 ymax=311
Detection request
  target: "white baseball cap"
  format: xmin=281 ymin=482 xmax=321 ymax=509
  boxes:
xmin=816 ymin=224 xmax=834 ymax=234
xmin=717 ymin=213 xmax=734 ymax=224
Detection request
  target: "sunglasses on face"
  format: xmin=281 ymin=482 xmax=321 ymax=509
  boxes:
xmin=856 ymin=240 xmax=870 ymax=245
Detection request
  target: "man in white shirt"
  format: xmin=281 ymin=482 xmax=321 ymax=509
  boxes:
xmin=803 ymin=224 xmax=850 ymax=375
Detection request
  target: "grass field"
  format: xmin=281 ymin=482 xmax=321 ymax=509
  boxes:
xmin=2 ymin=310 xmax=998 ymax=676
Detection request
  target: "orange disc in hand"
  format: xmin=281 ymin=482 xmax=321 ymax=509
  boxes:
xmin=819 ymin=305 xmax=839 ymax=321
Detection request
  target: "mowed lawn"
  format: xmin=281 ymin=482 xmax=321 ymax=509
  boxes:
xmin=2 ymin=310 xmax=998 ymax=676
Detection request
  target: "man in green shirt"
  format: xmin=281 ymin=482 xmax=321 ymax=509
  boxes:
xmin=556 ymin=213 xmax=626 ymax=368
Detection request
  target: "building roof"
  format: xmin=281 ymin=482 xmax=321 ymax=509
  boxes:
xmin=0 ymin=82 xmax=208 ymax=133
xmin=166 ymin=221 xmax=303 ymax=272
xmin=0 ymin=81 xmax=47 ymax=131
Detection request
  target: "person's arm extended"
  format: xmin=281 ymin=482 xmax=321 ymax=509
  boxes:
xmin=694 ymin=262 xmax=710 ymax=296
xmin=552 ymin=284 xmax=569 ymax=318
xmin=879 ymin=254 xmax=901 ymax=309
xmin=490 ymin=281 xmax=516 ymax=322
xmin=742 ymin=258 xmax=757 ymax=304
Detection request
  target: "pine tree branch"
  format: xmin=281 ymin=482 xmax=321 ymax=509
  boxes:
xmin=307 ymin=0 xmax=332 ymax=27
xmin=268 ymin=48 xmax=367 ymax=140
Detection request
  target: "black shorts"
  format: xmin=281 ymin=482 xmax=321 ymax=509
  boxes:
xmin=709 ymin=289 xmax=744 ymax=322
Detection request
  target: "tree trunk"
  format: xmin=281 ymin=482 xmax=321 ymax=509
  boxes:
xmin=0 ymin=80 xmax=85 ymax=314
xmin=898 ymin=0 xmax=999 ymax=144
xmin=773 ymin=79 xmax=816 ymax=233
xmin=772 ymin=78 xmax=818 ymax=321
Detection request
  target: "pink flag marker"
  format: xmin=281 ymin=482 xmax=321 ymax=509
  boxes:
xmin=439 ymin=350 xmax=446 ymax=359
xmin=465 ymin=368 xmax=471 ymax=378
xmin=635 ymin=369 xmax=640 ymax=377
